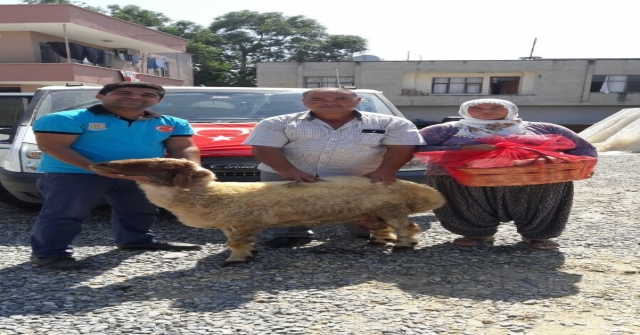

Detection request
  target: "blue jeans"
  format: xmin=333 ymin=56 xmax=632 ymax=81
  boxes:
xmin=31 ymin=173 xmax=159 ymax=258
xmin=260 ymin=171 xmax=369 ymax=238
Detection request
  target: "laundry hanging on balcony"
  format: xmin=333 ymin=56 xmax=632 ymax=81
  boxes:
xmin=46 ymin=42 xmax=84 ymax=61
xmin=46 ymin=42 xmax=106 ymax=66
xmin=116 ymin=49 xmax=140 ymax=66
xmin=147 ymin=57 xmax=166 ymax=76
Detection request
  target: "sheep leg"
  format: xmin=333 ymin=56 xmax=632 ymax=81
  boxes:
xmin=220 ymin=228 xmax=258 ymax=266
xmin=368 ymin=226 xmax=397 ymax=245
xmin=389 ymin=218 xmax=422 ymax=250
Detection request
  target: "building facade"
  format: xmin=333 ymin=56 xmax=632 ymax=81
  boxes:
xmin=0 ymin=4 xmax=193 ymax=92
xmin=256 ymin=59 xmax=640 ymax=128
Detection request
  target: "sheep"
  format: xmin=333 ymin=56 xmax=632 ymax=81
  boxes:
xmin=89 ymin=158 xmax=445 ymax=265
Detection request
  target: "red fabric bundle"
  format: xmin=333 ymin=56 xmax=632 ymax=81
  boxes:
xmin=414 ymin=135 xmax=597 ymax=186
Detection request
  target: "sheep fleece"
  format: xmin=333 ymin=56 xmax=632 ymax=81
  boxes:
xmin=144 ymin=175 xmax=444 ymax=232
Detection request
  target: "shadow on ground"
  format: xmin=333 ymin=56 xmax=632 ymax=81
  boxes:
xmin=0 ymin=215 xmax=580 ymax=317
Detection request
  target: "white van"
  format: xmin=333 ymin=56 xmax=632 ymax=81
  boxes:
xmin=0 ymin=92 xmax=33 ymax=153
xmin=0 ymin=86 xmax=426 ymax=209
xmin=0 ymin=92 xmax=35 ymax=208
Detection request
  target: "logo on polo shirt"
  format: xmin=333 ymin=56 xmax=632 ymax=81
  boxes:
xmin=88 ymin=123 xmax=107 ymax=131
xmin=156 ymin=125 xmax=174 ymax=132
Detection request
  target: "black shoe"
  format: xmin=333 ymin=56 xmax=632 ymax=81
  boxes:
xmin=117 ymin=240 xmax=201 ymax=251
xmin=30 ymin=256 xmax=89 ymax=270
xmin=264 ymin=236 xmax=313 ymax=248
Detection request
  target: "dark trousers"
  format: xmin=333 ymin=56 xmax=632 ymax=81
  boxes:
xmin=31 ymin=173 xmax=158 ymax=258
xmin=427 ymin=175 xmax=573 ymax=239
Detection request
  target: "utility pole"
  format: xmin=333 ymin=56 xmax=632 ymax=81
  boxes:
xmin=529 ymin=38 xmax=537 ymax=59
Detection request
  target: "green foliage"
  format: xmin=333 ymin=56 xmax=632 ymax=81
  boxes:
xmin=188 ymin=43 xmax=233 ymax=87
xmin=159 ymin=22 xmax=231 ymax=87
xmin=289 ymin=35 xmax=368 ymax=62
xmin=208 ymin=10 xmax=367 ymax=86
xmin=106 ymin=5 xmax=171 ymax=28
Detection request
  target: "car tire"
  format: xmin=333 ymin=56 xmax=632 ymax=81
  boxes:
xmin=0 ymin=184 xmax=41 ymax=210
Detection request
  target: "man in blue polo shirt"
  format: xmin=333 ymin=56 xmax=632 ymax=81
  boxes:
xmin=30 ymin=81 xmax=202 ymax=270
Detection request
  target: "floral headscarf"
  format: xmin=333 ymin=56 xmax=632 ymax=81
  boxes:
xmin=454 ymin=98 xmax=527 ymax=138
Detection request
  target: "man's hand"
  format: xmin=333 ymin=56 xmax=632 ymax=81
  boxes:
xmin=94 ymin=171 xmax=149 ymax=182
xmin=363 ymin=169 xmax=397 ymax=184
xmin=278 ymin=169 xmax=321 ymax=183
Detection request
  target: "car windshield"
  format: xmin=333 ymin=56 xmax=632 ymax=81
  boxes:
xmin=34 ymin=90 xmax=395 ymax=122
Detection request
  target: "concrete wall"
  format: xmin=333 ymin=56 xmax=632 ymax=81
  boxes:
xmin=0 ymin=32 xmax=38 ymax=63
xmin=401 ymin=105 xmax=626 ymax=125
xmin=256 ymin=63 xmax=298 ymax=87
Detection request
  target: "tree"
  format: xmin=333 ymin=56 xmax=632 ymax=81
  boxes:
xmin=187 ymin=43 xmax=233 ymax=87
xmin=159 ymin=21 xmax=231 ymax=87
xmin=209 ymin=11 xmax=367 ymax=86
xmin=289 ymin=35 xmax=368 ymax=62
xmin=106 ymin=5 xmax=171 ymax=29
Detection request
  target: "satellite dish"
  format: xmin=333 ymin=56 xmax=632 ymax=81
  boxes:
xmin=353 ymin=55 xmax=381 ymax=61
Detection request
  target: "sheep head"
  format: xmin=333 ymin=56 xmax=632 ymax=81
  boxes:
xmin=89 ymin=158 xmax=215 ymax=189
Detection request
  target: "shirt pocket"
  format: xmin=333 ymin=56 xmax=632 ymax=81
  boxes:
xmin=358 ymin=133 xmax=386 ymax=146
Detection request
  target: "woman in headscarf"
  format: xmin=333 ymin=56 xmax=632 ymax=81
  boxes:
xmin=417 ymin=98 xmax=597 ymax=249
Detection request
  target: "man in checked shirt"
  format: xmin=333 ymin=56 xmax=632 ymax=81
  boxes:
xmin=243 ymin=88 xmax=425 ymax=248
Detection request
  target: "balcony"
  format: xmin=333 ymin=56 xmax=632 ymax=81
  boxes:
xmin=0 ymin=63 xmax=184 ymax=87
xmin=0 ymin=4 xmax=186 ymax=53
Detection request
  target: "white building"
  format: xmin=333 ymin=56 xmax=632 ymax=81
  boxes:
xmin=256 ymin=58 xmax=640 ymax=130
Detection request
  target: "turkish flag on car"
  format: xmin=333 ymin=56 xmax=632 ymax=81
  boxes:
xmin=190 ymin=123 xmax=256 ymax=157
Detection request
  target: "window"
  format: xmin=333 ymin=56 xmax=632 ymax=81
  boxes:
xmin=304 ymin=76 xmax=355 ymax=88
xmin=39 ymin=43 xmax=60 ymax=63
xmin=0 ymin=95 xmax=32 ymax=141
xmin=490 ymin=77 xmax=520 ymax=95
xmin=591 ymin=75 xmax=640 ymax=93
xmin=432 ymin=77 xmax=483 ymax=94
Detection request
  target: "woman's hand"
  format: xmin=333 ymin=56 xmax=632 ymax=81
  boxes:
xmin=461 ymin=144 xmax=497 ymax=150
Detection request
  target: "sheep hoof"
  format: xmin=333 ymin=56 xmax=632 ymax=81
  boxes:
xmin=367 ymin=240 xmax=389 ymax=246
xmin=392 ymin=245 xmax=415 ymax=252
xmin=250 ymin=249 xmax=258 ymax=256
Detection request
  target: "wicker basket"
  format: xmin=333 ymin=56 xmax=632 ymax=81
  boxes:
xmin=452 ymin=158 xmax=597 ymax=187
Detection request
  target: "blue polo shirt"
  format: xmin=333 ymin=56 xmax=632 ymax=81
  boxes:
xmin=33 ymin=105 xmax=194 ymax=174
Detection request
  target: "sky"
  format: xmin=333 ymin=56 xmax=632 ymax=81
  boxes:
xmin=2 ymin=0 xmax=638 ymax=61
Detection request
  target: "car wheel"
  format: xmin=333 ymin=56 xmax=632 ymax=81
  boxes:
xmin=0 ymin=184 xmax=41 ymax=210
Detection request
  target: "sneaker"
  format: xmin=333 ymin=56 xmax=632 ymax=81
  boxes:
xmin=117 ymin=240 xmax=201 ymax=251
xmin=264 ymin=236 xmax=313 ymax=248
xmin=30 ymin=256 xmax=89 ymax=270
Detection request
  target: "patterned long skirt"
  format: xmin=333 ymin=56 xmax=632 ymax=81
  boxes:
xmin=426 ymin=175 xmax=574 ymax=239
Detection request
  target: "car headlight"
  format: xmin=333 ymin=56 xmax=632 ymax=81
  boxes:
xmin=21 ymin=143 xmax=42 ymax=173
